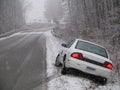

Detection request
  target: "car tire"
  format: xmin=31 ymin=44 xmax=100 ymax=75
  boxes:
xmin=61 ymin=63 xmax=67 ymax=75
xmin=101 ymin=78 xmax=107 ymax=85
xmin=98 ymin=77 xmax=107 ymax=85
xmin=55 ymin=54 xmax=61 ymax=67
xmin=61 ymin=56 xmax=67 ymax=75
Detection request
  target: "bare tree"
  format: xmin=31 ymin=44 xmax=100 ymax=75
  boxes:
xmin=44 ymin=0 xmax=63 ymax=21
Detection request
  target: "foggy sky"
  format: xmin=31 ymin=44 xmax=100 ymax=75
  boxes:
xmin=25 ymin=0 xmax=46 ymax=23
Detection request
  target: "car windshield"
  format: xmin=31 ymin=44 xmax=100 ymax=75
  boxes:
xmin=76 ymin=41 xmax=108 ymax=58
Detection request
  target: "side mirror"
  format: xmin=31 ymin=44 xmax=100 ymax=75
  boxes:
xmin=61 ymin=43 xmax=67 ymax=47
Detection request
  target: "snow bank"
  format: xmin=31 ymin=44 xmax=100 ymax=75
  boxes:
xmin=45 ymin=30 xmax=63 ymax=77
xmin=0 ymin=32 xmax=21 ymax=41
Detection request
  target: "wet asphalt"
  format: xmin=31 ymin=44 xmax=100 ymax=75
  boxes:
xmin=0 ymin=31 xmax=47 ymax=90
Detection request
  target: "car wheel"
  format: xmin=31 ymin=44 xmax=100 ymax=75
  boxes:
xmin=101 ymin=78 xmax=107 ymax=85
xmin=55 ymin=54 xmax=61 ymax=67
xmin=61 ymin=56 xmax=67 ymax=75
xmin=61 ymin=62 xmax=67 ymax=75
xmin=98 ymin=77 xmax=107 ymax=85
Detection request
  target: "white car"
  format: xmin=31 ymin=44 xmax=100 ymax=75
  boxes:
xmin=55 ymin=39 xmax=113 ymax=84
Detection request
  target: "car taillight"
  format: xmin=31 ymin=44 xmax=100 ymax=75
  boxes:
xmin=103 ymin=61 xmax=113 ymax=69
xmin=71 ymin=52 xmax=83 ymax=60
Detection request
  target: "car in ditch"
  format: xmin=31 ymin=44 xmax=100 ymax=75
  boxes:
xmin=55 ymin=39 xmax=113 ymax=84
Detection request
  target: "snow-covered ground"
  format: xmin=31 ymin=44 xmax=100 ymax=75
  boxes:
xmin=45 ymin=31 xmax=120 ymax=90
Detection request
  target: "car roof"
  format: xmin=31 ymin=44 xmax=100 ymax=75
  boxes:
xmin=75 ymin=39 xmax=106 ymax=49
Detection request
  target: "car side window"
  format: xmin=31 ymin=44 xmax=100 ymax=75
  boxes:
xmin=66 ymin=39 xmax=75 ymax=48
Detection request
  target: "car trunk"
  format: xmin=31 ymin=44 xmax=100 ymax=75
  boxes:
xmin=74 ymin=49 xmax=112 ymax=67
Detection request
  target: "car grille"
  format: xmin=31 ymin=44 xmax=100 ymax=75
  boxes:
xmin=83 ymin=57 xmax=103 ymax=67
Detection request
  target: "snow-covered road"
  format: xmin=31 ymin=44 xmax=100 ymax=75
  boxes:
xmin=45 ymin=31 xmax=120 ymax=90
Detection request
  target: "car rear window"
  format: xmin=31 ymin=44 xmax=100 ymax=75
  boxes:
xmin=76 ymin=41 xmax=108 ymax=58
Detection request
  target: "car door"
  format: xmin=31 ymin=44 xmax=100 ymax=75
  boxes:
xmin=59 ymin=39 xmax=76 ymax=64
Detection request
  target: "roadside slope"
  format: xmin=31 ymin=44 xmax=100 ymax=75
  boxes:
xmin=45 ymin=31 xmax=120 ymax=90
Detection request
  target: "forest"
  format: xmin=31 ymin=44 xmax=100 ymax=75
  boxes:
xmin=0 ymin=0 xmax=25 ymax=34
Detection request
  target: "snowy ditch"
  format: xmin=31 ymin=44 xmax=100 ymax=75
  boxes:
xmin=45 ymin=30 xmax=120 ymax=90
